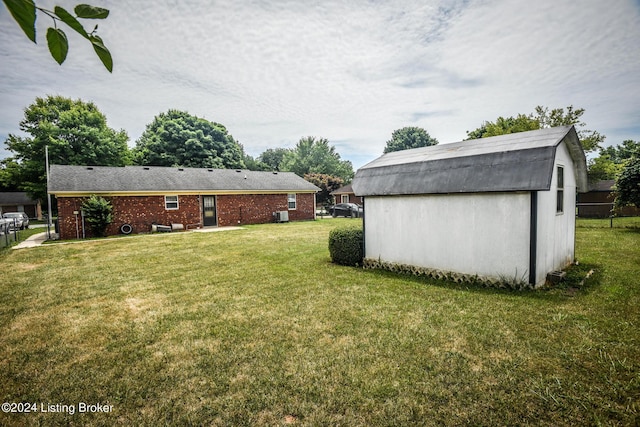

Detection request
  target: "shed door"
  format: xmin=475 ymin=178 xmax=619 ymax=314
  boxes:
xmin=203 ymin=196 xmax=217 ymax=226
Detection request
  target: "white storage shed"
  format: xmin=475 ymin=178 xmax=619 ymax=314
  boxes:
xmin=352 ymin=126 xmax=588 ymax=288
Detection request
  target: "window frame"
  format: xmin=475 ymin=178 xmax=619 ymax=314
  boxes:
xmin=287 ymin=193 xmax=297 ymax=210
xmin=165 ymin=195 xmax=179 ymax=210
xmin=341 ymin=194 xmax=349 ymax=203
xmin=556 ymin=165 xmax=564 ymax=214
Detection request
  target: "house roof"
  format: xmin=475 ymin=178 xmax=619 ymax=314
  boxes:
xmin=0 ymin=192 xmax=38 ymax=205
xmin=330 ymin=183 xmax=354 ymax=195
xmin=48 ymin=165 xmax=320 ymax=195
xmin=352 ymin=126 xmax=588 ymax=196
xmin=588 ymin=179 xmax=615 ymax=192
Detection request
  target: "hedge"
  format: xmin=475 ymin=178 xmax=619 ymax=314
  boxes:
xmin=328 ymin=226 xmax=363 ymax=266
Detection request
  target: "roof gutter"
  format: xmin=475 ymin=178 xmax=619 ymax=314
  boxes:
xmin=48 ymin=189 xmax=319 ymax=197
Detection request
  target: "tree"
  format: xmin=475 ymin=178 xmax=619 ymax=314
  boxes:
xmin=2 ymin=0 xmax=113 ymax=71
xmin=466 ymin=105 xmax=604 ymax=153
xmin=383 ymin=126 xmax=439 ymax=153
xmin=600 ymin=140 xmax=640 ymax=164
xmin=533 ymin=106 xmax=604 ymax=152
xmin=303 ymin=173 xmax=344 ymax=206
xmin=81 ymin=195 xmax=112 ymax=237
xmin=587 ymin=140 xmax=639 ymax=182
xmin=615 ymin=157 xmax=640 ymax=208
xmin=258 ymin=148 xmax=290 ymax=171
xmin=587 ymin=155 xmax=623 ymax=183
xmin=132 ymin=110 xmax=245 ymax=169
xmin=465 ymin=114 xmax=539 ymax=139
xmin=280 ymin=136 xmax=354 ymax=183
xmin=242 ymin=153 xmax=271 ymax=171
xmin=3 ymin=95 xmax=129 ymax=202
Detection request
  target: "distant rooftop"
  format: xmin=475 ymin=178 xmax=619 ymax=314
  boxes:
xmin=48 ymin=165 xmax=320 ymax=194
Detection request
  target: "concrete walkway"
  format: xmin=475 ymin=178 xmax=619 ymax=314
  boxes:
xmin=11 ymin=231 xmax=48 ymax=249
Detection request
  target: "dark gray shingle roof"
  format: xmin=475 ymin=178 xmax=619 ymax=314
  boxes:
xmin=48 ymin=165 xmax=320 ymax=194
xmin=330 ymin=183 xmax=354 ymax=195
xmin=352 ymin=126 xmax=588 ymax=196
xmin=0 ymin=192 xmax=38 ymax=205
xmin=588 ymin=179 xmax=615 ymax=192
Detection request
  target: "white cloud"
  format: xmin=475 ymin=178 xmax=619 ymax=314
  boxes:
xmin=1 ymin=0 xmax=639 ymax=169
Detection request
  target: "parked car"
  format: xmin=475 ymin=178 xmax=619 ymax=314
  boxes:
xmin=328 ymin=203 xmax=363 ymax=218
xmin=0 ymin=218 xmax=9 ymax=234
xmin=2 ymin=212 xmax=29 ymax=230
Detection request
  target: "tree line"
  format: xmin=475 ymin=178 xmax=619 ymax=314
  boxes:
xmin=1 ymin=96 xmax=638 ymax=209
xmin=0 ymin=95 xmax=356 ymax=206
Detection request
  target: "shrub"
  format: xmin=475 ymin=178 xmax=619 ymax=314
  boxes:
xmin=329 ymin=226 xmax=363 ymax=266
xmin=82 ymin=195 xmax=113 ymax=237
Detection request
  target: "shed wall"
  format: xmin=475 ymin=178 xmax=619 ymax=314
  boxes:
xmin=364 ymin=192 xmax=531 ymax=281
xmin=535 ymin=142 xmax=577 ymax=284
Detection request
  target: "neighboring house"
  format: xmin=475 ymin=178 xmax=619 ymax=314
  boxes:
xmin=352 ymin=126 xmax=588 ymax=288
xmin=48 ymin=165 xmax=320 ymax=239
xmin=330 ymin=183 xmax=362 ymax=205
xmin=0 ymin=192 xmax=42 ymax=219
xmin=577 ymin=179 xmax=640 ymax=218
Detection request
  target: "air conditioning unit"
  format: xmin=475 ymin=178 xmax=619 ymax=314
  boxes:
xmin=274 ymin=211 xmax=289 ymax=223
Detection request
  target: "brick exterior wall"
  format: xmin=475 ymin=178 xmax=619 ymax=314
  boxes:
xmin=334 ymin=193 xmax=363 ymax=205
xmin=55 ymin=192 xmax=316 ymax=239
xmin=215 ymin=193 xmax=315 ymax=226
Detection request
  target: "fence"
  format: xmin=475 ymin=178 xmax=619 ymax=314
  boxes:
xmin=0 ymin=220 xmax=19 ymax=249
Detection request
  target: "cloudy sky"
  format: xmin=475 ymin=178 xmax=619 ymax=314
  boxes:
xmin=1 ymin=0 xmax=639 ymax=170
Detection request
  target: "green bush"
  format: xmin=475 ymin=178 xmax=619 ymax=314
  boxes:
xmin=82 ymin=195 xmax=113 ymax=237
xmin=329 ymin=226 xmax=363 ymax=266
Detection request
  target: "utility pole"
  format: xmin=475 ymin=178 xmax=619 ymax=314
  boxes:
xmin=45 ymin=145 xmax=53 ymax=239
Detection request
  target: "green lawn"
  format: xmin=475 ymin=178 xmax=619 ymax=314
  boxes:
xmin=1 ymin=219 xmax=638 ymax=426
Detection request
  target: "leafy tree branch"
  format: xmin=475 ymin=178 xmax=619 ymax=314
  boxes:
xmin=2 ymin=0 xmax=113 ymax=71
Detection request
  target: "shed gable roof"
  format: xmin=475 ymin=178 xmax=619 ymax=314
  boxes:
xmin=353 ymin=126 xmax=588 ymax=196
xmin=48 ymin=165 xmax=320 ymax=195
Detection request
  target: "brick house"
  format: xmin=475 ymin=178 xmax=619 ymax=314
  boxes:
xmin=330 ymin=183 xmax=362 ymax=205
xmin=0 ymin=192 xmax=42 ymax=219
xmin=48 ymin=165 xmax=319 ymax=239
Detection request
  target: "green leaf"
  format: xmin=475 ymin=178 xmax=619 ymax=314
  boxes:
xmin=46 ymin=27 xmax=68 ymax=65
xmin=3 ymin=0 xmax=36 ymax=43
xmin=74 ymin=4 xmax=109 ymax=19
xmin=54 ymin=6 xmax=89 ymax=39
xmin=90 ymin=35 xmax=113 ymax=72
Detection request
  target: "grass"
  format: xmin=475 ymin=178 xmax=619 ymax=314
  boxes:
xmin=1 ymin=219 xmax=639 ymax=426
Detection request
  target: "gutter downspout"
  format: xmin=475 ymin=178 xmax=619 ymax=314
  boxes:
xmin=529 ymin=191 xmax=538 ymax=286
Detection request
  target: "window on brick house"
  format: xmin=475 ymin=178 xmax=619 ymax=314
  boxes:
xmin=288 ymin=193 xmax=296 ymax=210
xmin=165 ymin=195 xmax=179 ymax=210
xmin=341 ymin=194 xmax=349 ymax=203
